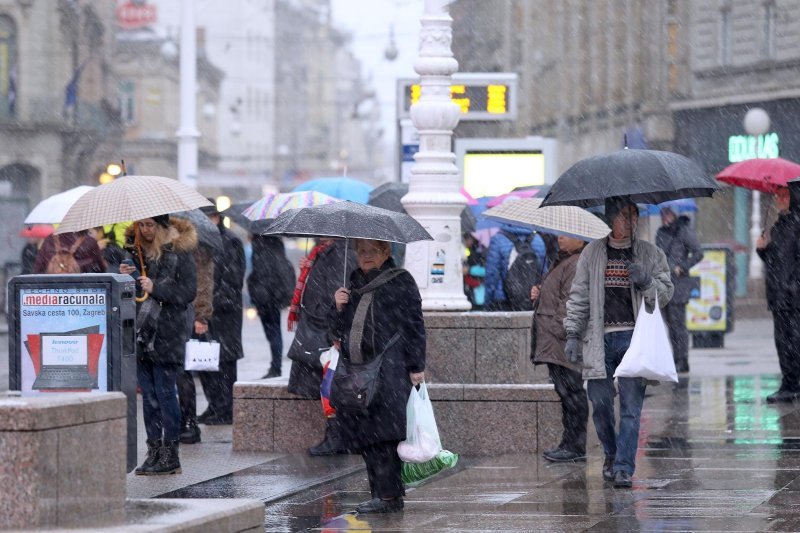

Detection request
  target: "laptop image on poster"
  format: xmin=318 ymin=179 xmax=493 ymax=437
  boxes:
xmin=32 ymin=331 xmax=97 ymax=390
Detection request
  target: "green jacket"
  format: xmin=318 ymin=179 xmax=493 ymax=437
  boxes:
xmin=564 ymin=237 xmax=673 ymax=380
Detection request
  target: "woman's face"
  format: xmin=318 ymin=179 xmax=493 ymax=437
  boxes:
xmin=137 ymin=219 xmax=158 ymax=243
xmin=776 ymin=187 xmax=791 ymax=212
xmin=611 ymin=205 xmax=638 ymax=239
xmin=355 ymin=239 xmax=390 ymax=273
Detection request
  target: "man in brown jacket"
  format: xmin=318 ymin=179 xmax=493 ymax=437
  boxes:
xmin=531 ymin=235 xmax=588 ymax=463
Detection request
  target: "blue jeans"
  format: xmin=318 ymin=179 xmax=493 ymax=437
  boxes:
xmin=586 ymin=330 xmax=646 ymax=476
xmin=137 ymin=358 xmax=181 ymax=441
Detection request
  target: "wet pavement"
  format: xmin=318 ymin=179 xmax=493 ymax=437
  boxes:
xmin=6 ymin=316 xmax=800 ymax=530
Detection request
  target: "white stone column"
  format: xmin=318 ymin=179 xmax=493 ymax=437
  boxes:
xmin=401 ymin=0 xmax=471 ymax=311
xmin=177 ymin=0 xmax=199 ymax=187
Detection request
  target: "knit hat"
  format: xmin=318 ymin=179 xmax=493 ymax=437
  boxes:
xmin=604 ymin=196 xmax=637 ymax=224
xmin=199 ymin=197 xmax=220 ymax=216
xmin=152 ymin=214 xmax=170 ymax=228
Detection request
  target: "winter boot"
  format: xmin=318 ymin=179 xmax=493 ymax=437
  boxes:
xmin=134 ymin=439 xmax=162 ymax=475
xmin=149 ymin=439 xmax=182 ymax=475
xmin=309 ymin=419 xmax=345 ymax=456
xmin=179 ymin=419 xmax=201 ymax=444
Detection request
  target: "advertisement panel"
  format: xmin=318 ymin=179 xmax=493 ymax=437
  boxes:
xmin=686 ymin=248 xmax=730 ymax=332
xmin=18 ymin=286 xmax=108 ymax=394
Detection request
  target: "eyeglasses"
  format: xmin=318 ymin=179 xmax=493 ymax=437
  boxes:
xmin=356 ymin=247 xmax=384 ymax=258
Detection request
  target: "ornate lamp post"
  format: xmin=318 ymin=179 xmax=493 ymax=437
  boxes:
xmin=401 ymin=0 xmax=470 ymax=310
xmin=744 ymin=107 xmax=769 ymax=280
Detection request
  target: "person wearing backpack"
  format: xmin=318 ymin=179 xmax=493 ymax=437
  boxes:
xmin=34 ymin=230 xmax=106 ymax=274
xmin=247 ymin=235 xmax=296 ymax=378
xmin=484 ymin=224 xmax=545 ymax=311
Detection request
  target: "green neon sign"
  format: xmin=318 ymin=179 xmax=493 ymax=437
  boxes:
xmin=728 ymin=132 xmax=779 ymax=162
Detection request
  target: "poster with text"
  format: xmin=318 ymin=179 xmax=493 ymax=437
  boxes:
xmin=18 ymin=286 xmax=108 ymax=395
xmin=686 ymin=250 xmax=727 ymax=332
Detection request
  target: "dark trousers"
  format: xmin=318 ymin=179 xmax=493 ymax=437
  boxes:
xmin=586 ymin=330 xmax=647 ymax=476
xmin=199 ymin=360 xmax=237 ymax=420
xmin=773 ymin=309 xmax=800 ymax=391
xmin=547 ymin=363 xmax=588 ymax=455
xmin=664 ymin=301 xmax=689 ymax=368
xmin=138 ymin=359 xmax=181 ymax=441
xmin=258 ymin=307 xmax=283 ymax=373
xmin=177 ymin=369 xmax=197 ymax=425
xmin=361 ymin=440 xmax=404 ymax=499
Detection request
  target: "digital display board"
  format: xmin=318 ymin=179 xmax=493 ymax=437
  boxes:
xmin=462 ymin=151 xmax=546 ymax=198
xmin=397 ymin=73 xmax=517 ymax=121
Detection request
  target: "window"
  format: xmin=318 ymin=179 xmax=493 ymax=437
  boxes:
xmin=118 ymin=81 xmax=135 ymax=125
xmin=720 ymin=3 xmax=732 ymax=65
xmin=0 ymin=16 xmax=17 ymax=119
xmin=763 ymin=1 xmax=776 ymax=59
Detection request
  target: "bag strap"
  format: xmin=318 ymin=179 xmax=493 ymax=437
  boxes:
xmin=349 ymin=268 xmax=405 ymax=364
xmin=69 ymin=236 xmax=85 ymax=254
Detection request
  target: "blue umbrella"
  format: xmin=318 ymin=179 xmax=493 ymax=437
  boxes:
xmin=291 ymin=177 xmax=373 ymax=204
xmin=638 ymin=198 xmax=698 ymax=217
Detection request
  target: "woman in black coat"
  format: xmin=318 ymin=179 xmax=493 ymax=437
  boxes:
xmin=121 ymin=215 xmax=197 ymax=476
xmin=330 ymin=239 xmax=425 ymax=514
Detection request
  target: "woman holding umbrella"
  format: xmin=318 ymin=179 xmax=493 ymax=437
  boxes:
xmin=329 ymin=239 xmax=426 ymax=514
xmin=121 ymin=214 xmax=198 ymax=475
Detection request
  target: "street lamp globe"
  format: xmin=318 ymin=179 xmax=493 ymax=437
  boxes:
xmin=744 ymin=107 xmax=770 ymax=136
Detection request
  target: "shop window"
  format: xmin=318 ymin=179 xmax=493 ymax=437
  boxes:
xmin=719 ymin=3 xmax=732 ymax=65
xmin=0 ymin=16 xmax=17 ymax=119
xmin=763 ymin=1 xmax=776 ymax=59
xmin=118 ymin=81 xmax=135 ymax=126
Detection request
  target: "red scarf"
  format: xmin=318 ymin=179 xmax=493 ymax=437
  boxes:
xmin=287 ymin=242 xmax=331 ymax=331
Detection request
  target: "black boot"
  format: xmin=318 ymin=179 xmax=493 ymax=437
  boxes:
xmin=134 ymin=439 xmax=161 ymax=475
xmin=180 ymin=420 xmax=201 ymax=444
xmin=149 ymin=439 xmax=182 ymax=475
xmin=308 ymin=419 xmax=345 ymax=456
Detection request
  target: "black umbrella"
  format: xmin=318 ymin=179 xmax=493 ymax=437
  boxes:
xmin=221 ymin=201 xmax=258 ymax=232
xmin=541 ymin=149 xmax=718 ymax=208
xmin=172 ymin=209 xmax=223 ymax=253
xmin=261 ymin=201 xmax=432 ymax=243
xmin=368 ymin=181 xmax=476 ymax=234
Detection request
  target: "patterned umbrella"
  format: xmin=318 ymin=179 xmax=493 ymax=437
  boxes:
xmin=242 ymin=191 xmax=340 ymax=221
xmin=483 ymin=198 xmax=611 ymax=241
xmin=56 ymin=175 xmax=213 ymax=234
xmin=25 ymin=185 xmax=94 ymax=224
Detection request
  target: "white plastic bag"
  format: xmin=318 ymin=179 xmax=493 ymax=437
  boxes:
xmin=613 ymin=295 xmax=677 ymax=383
xmin=397 ymin=382 xmax=442 ymax=463
xmin=184 ymin=339 xmax=221 ymax=371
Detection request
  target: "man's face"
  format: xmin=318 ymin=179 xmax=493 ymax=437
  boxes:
xmin=612 ymin=205 xmax=639 ymax=238
xmin=660 ymin=209 xmax=676 ymax=226
xmin=138 ymin=219 xmax=158 ymax=242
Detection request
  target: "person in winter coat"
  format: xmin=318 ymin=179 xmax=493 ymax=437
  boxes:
xmin=177 ymin=243 xmax=215 ymax=443
xmin=287 ymin=238 xmax=356 ymax=455
xmin=247 ymin=235 xmax=295 ymax=378
xmin=330 ymin=239 xmax=426 ymax=514
xmin=88 ymin=226 xmax=127 ymax=273
xmin=197 ymin=205 xmax=245 ymax=425
xmin=757 ymin=180 xmax=800 ymax=403
xmin=531 ymin=235 xmax=588 ymax=463
xmin=34 ymin=230 xmax=106 ymax=274
xmin=655 ymin=208 xmax=704 ymax=373
xmin=120 ymin=215 xmax=197 ymax=476
xmin=484 ymin=224 xmax=546 ymax=311
xmin=564 ymin=198 xmax=673 ymax=489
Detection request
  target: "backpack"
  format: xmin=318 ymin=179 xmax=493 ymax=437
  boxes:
xmin=46 ymin=235 xmax=84 ymax=274
xmin=501 ymin=231 xmax=540 ymax=311
xmin=274 ymin=256 xmax=297 ymax=308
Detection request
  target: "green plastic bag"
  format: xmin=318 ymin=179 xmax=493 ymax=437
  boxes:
xmin=401 ymin=449 xmax=459 ymax=486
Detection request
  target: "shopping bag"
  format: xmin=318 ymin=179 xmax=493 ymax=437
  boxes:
xmin=319 ymin=346 xmax=339 ymax=418
xmin=397 ymin=382 xmax=442 ymax=463
xmin=401 ymin=450 xmax=459 ymax=486
xmin=184 ymin=339 xmax=221 ymax=371
xmin=613 ymin=293 xmax=677 ymax=383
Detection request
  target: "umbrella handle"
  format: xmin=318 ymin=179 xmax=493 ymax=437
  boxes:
xmin=133 ymin=224 xmax=149 ymax=303
xmin=343 ymin=238 xmax=348 ymax=287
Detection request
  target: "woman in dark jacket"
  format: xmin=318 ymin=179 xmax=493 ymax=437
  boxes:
xmin=531 ymin=235 xmax=588 ymax=463
xmin=121 ymin=215 xmax=197 ymax=476
xmin=330 ymin=239 xmax=425 ymax=514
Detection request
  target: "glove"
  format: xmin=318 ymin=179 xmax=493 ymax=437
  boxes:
xmin=628 ymin=262 xmax=652 ymax=289
xmin=565 ymin=335 xmax=582 ymax=364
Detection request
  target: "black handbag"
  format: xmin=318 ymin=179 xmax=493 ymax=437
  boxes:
xmin=332 ymin=332 xmax=400 ymax=412
xmin=529 ymin=297 xmax=540 ymax=364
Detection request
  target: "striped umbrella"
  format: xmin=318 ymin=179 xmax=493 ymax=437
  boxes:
xmin=242 ymin=191 xmax=340 ymax=221
xmin=56 ymin=175 xmax=212 ymax=234
xmin=483 ymin=198 xmax=611 ymax=241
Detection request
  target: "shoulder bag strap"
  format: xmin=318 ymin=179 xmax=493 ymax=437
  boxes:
xmin=348 ymin=268 xmax=405 ymax=364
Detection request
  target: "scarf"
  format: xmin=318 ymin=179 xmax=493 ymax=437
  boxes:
xmin=287 ymin=241 xmax=331 ymax=331
xmin=608 ymin=235 xmax=632 ymax=249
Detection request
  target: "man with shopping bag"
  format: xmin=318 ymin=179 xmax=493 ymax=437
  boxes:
xmin=564 ymin=198 xmax=673 ymax=489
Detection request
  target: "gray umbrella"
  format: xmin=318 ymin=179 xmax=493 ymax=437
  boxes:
xmin=261 ymin=201 xmax=432 ymax=243
xmin=221 ymin=202 xmax=258 ymax=232
xmin=172 ymin=209 xmax=223 ymax=253
xmin=368 ymin=181 xmax=476 ymax=234
xmin=541 ymin=149 xmax=718 ymax=208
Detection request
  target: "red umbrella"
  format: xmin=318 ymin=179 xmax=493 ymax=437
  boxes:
xmin=19 ymin=225 xmax=54 ymax=239
xmin=716 ymin=157 xmax=800 ymax=193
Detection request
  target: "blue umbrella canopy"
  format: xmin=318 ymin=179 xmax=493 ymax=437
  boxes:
xmin=292 ymin=177 xmax=374 ymax=204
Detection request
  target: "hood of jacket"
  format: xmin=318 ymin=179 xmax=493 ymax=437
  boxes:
xmin=499 ymin=223 xmax=533 ymax=236
xmin=124 ymin=216 xmax=198 ymax=253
